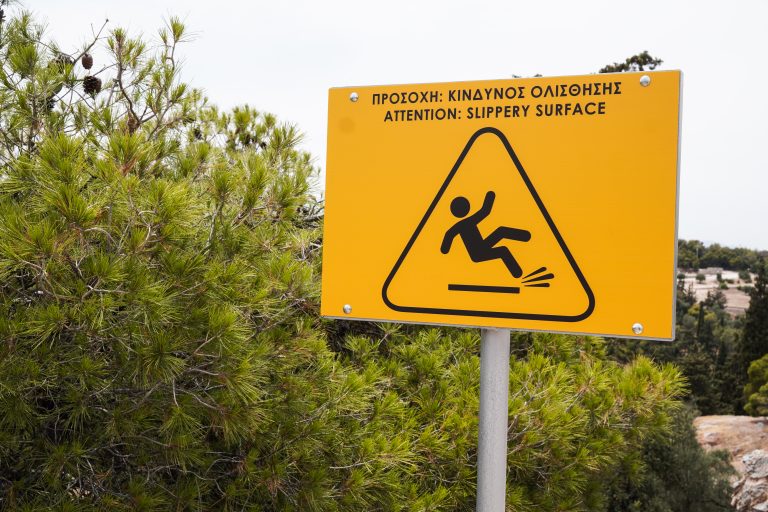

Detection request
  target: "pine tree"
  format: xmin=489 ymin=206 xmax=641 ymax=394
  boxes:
xmin=741 ymin=260 xmax=768 ymax=379
xmin=603 ymin=406 xmax=734 ymax=512
xmin=679 ymin=344 xmax=720 ymax=414
xmin=599 ymin=51 xmax=663 ymax=73
xmin=0 ymin=11 xmax=390 ymax=509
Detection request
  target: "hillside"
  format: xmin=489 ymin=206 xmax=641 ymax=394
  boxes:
xmin=678 ymin=269 xmax=756 ymax=316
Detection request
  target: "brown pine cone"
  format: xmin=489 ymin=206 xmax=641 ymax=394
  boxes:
xmin=83 ymin=75 xmax=102 ymax=96
xmin=81 ymin=53 xmax=93 ymax=70
xmin=127 ymin=114 xmax=140 ymax=134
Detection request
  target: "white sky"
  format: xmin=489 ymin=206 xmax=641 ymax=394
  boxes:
xmin=29 ymin=0 xmax=768 ymax=250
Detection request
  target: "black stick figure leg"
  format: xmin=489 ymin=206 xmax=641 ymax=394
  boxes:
xmin=489 ymin=247 xmax=523 ymax=278
xmin=486 ymin=226 xmax=532 ymax=246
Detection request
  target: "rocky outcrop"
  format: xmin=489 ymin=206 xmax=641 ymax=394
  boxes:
xmin=695 ymin=415 xmax=768 ymax=473
xmin=732 ymin=450 xmax=768 ymax=511
xmin=695 ymin=415 xmax=768 ymax=511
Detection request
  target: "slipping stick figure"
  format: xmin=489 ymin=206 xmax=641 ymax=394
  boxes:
xmin=440 ymin=191 xmax=531 ymax=278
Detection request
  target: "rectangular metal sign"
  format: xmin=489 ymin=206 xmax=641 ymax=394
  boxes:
xmin=321 ymin=71 xmax=682 ymax=340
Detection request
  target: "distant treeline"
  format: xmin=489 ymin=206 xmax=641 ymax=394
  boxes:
xmin=678 ymin=239 xmax=768 ymax=271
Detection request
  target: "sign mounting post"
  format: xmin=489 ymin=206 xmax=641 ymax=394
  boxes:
xmin=477 ymin=328 xmax=510 ymax=511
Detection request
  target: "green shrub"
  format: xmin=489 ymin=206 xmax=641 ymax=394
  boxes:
xmin=745 ymin=354 xmax=768 ymax=416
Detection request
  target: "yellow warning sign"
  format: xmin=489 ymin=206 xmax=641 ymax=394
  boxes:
xmin=322 ymin=71 xmax=682 ymax=339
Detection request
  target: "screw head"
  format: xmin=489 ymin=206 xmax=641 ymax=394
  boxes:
xmin=343 ymin=304 xmax=352 ymax=314
xmin=349 ymin=92 xmax=359 ymax=102
xmin=632 ymin=323 xmax=644 ymax=335
xmin=639 ymin=75 xmax=651 ymax=87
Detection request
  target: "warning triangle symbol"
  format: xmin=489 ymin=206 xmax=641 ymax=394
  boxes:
xmin=382 ymin=127 xmax=595 ymax=323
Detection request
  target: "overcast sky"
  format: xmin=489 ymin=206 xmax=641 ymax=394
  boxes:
xmin=30 ymin=0 xmax=768 ymax=250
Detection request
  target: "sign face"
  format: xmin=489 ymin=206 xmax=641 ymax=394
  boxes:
xmin=322 ymin=71 xmax=682 ymax=340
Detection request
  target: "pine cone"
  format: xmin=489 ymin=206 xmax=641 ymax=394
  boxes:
xmin=127 ymin=114 xmax=140 ymax=134
xmin=83 ymin=75 xmax=102 ymax=96
xmin=81 ymin=53 xmax=93 ymax=70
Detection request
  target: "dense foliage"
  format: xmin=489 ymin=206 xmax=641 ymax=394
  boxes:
xmin=742 ymin=265 xmax=768 ymax=415
xmin=622 ymin=259 xmax=768 ymax=417
xmin=604 ymin=406 xmax=734 ymax=512
xmin=678 ymin=239 xmax=767 ymax=271
xmin=741 ymin=264 xmax=768 ymax=368
xmin=0 ymin=10 xmax=736 ymax=511
xmin=608 ymin=284 xmax=743 ymax=415
xmin=342 ymin=328 xmax=686 ymax=511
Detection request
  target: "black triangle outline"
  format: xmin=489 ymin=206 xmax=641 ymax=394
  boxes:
xmin=381 ymin=127 xmax=595 ymax=323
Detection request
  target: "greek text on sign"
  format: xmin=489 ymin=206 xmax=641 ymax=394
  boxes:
xmin=321 ymin=71 xmax=682 ymax=340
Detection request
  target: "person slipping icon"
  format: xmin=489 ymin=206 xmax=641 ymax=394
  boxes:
xmin=440 ymin=191 xmax=531 ymax=278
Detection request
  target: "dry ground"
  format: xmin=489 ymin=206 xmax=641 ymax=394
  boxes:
xmin=679 ymin=270 xmax=754 ymax=316
xmin=695 ymin=415 xmax=768 ymax=475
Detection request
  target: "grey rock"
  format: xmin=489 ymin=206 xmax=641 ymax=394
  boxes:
xmin=733 ymin=450 xmax=768 ymax=511
xmin=745 ymin=450 xmax=768 ymax=479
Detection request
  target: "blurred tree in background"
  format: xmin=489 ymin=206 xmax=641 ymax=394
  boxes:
xmin=603 ymin=406 xmax=734 ymax=512
xmin=677 ymin=239 xmax=766 ymax=271
xmin=598 ymin=51 xmax=662 ymax=73
xmin=742 ymin=262 xmax=768 ymax=415
xmin=741 ymin=263 xmax=768 ymax=377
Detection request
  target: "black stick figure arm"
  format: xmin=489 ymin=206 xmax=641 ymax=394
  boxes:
xmin=441 ymin=226 xmax=459 ymax=254
xmin=471 ymin=191 xmax=496 ymax=221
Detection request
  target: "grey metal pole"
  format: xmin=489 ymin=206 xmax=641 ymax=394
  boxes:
xmin=476 ymin=328 xmax=510 ymax=511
